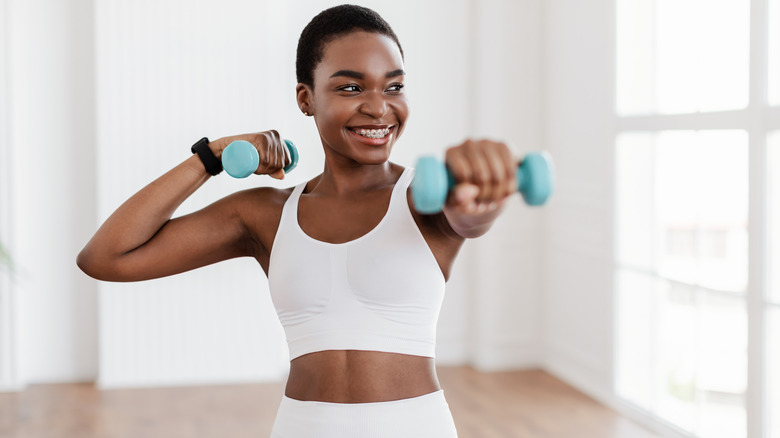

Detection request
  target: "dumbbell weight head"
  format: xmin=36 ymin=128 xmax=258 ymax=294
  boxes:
xmin=516 ymin=151 xmax=555 ymax=206
xmin=222 ymin=139 xmax=299 ymax=179
xmin=411 ymin=156 xmax=450 ymax=214
xmin=284 ymin=139 xmax=299 ymax=173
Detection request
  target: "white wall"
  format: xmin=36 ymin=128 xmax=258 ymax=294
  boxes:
xmin=0 ymin=0 xmax=18 ymax=391
xmin=542 ymin=0 xmax=617 ymax=402
xmin=4 ymin=0 xmax=98 ymax=387
xmin=461 ymin=0 xmax=546 ymax=370
xmin=2 ymin=0 xmax=547 ymax=389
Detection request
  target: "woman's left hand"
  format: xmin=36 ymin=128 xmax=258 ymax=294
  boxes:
xmin=443 ymin=139 xmax=517 ymax=216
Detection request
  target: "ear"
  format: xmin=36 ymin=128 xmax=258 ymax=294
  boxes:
xmin=296 ymin=83 xmax=313 ymax=116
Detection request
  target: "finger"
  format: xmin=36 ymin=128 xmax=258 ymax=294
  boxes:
xmin=445 ymin=144 xmax=473 ymax=185
xmin=464 ymin=142 xmax=493 ymax=203
xmin=447 ymin=183 xmax=480 ymax=214
xmin=452 ymin=183 xmax=479 ymax=206
xmin=254 ymin=131 xmax=284 ymax=175
xmin=486 ymin=142 xmax=516 ymax=200
xmin=266 ymin=129 xmax=280 ymax=169
xmin=269 ymin=138 xmax=281 ymax=170
xmin=269 ymin=130 xmax=283 ymax=169
xmin=501 ymin=145 xmax=517 ymax=199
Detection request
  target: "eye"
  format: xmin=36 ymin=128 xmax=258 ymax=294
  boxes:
xmin=386 ymin=83 xmax=405 ymax=93
xmin=338 ymin=84 xmax=361 ymax=93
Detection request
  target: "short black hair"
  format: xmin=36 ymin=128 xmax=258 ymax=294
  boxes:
xmin=296 ymin=4 xmax=404 ymax=88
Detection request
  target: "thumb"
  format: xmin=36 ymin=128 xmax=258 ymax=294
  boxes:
xmin=450 ymin=183 xmax=479 ymax=206
xmin=269 ymin=169 xmax=286 ymax=180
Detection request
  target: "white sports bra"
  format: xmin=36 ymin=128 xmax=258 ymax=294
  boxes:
xmin=267 ymin=168 xmax=446 ymax=361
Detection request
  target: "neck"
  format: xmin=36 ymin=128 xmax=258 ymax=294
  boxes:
xmin=310 ymin=158 xmax=400 ymax=196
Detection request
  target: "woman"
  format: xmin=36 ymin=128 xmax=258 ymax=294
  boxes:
xmin=78 ymin=4 xmax=518 ymax=437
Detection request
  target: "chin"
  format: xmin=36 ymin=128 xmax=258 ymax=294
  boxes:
xmin=358 ymin=151 xmax=393 ymax=166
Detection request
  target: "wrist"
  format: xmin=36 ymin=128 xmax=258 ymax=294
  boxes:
xmin=191 ymin=137 xmax=223 ymax=176
xmin=208 ymin=137 xmax=228 ymax=159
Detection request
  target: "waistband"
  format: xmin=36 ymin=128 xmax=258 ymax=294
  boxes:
xmin=271 ymin=390 xmax=458 ymax=437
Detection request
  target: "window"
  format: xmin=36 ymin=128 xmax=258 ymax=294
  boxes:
xmin=769 ymin=0 xmax=780 ymax=105
xmin=614 ymin=0 xmax=776 ymax=436
xmin=616 ymin=0 xmax=749 ymax=116
xmin=615 ymin=131 xmax=748 ymax=437
xmin=767 ymin=132 xmax=780 ymax=438
xmin=769 ymin=132 xmax=780 ymax=305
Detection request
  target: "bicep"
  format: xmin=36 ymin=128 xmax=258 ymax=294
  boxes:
xmin=107 ymin=196 xmax=256 ymax=282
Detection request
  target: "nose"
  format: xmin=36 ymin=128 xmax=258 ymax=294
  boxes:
xmin=359 ymin=91 xmax=389 ymax=118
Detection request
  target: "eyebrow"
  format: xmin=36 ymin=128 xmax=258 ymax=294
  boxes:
xmin=329 ymin=69 xmax=406 ymax=79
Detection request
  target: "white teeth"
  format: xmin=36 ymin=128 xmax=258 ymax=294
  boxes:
xmin=356 ymin=128 xmax=390 ymax=139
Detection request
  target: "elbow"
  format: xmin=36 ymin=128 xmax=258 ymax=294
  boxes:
xmin=77 ymin=248 xmax=141 ymax=282
xmin=76 ymin=248 xmax=101 ymax=279
xmin=77 ymin=247 xmax=118 ymax=281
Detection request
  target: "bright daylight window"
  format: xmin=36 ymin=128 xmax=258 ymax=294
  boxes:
xmin=770 ymin=0 xmax=780 ymax=105
xmin=767 ymin=132 xmax=780 ymax=438
xmin=614 ymin=0 xmax=755 ymax=437
xmin=767 ymin=2 xmax=780 ymax=437
xmin=615 ymin=132 xmax=748 ymax=437
xmin=616 ymin=0 xmax=749 ymax=116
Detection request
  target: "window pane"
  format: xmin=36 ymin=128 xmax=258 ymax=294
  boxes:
xmin=656 ymin=280 xmax=697 ymax=431
xmin=769 ymin=132 xmax=780 ymax=304
xmin=616 ymin=271 xmax=747 ymax=437
xmin=616 ymin=269 xmax=655 ymax=410
xmin=616 ymin=0 xmax=749 ymax=115
xmin=697 ymin=292 xmax=747 ymax=438
xmin=616 ymin=130 xmax=748 ymax=292
xmin=767 ymin=307 xmax=780 ymax=438
xmin=770 ymin=0 xmax=780 ymax=105
xmin=616 ymin=0 xmax=655 ymax=115
xmin=656 ymin=131 xmax=748 ymax=293
xmin=616 ymin=129 xmax=749 ymax=437
xmin=616 ymin=133 xmax=655 ymax=270
xmin=656 ymin=284 xmax=747 ymax=438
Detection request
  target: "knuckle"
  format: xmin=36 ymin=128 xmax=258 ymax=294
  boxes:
xmin=475 ymin=170 xmax=490 ymax=184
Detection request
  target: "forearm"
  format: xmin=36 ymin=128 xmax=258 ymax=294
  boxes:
xmin=78 ymin=141 xmax=224 ymax=264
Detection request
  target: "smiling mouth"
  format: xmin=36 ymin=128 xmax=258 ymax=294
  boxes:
xmin=348 ymin=127 xmax=392 ymax=139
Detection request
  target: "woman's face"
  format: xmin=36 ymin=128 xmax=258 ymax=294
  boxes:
xmin=299 ymin=31 xmax=409 ymax=166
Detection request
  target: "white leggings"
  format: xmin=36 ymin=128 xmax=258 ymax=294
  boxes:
xmin=270 ymin=390 xmax=459 ymax=437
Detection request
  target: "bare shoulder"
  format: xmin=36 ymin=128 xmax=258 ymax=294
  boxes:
xmin=227 ymin=185 xmax=295 ymax=224
xmin=226 ymin=185 xmax=295 ymax=210
xmin=217 ymin=185 xmax=296 ymax=257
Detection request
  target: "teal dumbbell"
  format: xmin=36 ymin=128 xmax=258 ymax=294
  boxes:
xmin=222 ymin=139 xmax=299 ymax=178
xmin=411 ymin=152 xmax=555 ymax=214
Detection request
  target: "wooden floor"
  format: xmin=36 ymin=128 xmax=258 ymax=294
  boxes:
xmin=0 ymin=367 xmax=659 ymax=438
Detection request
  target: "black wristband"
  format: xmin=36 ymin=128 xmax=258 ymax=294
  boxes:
xmin=191 ymin=137 xmax=223 ymax=176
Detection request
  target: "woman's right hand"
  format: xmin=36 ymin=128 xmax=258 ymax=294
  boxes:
xmin=211 ymin=130 xmax=291 ymax=179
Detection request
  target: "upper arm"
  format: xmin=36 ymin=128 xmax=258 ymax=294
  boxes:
xmin=89 ymin=189 xmax=280 ymax=282
xmin=407 ymin=189 xmax=465 ymax=281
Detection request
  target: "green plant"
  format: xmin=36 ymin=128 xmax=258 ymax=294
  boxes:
xmin=0 ymin=241 xmax=12 ymax=273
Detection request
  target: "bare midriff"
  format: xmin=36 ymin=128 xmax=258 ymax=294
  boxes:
xmin=285 ymin=350 xmax=441 ymax=403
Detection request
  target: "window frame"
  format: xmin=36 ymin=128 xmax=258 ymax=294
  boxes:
xmin=611 ymin=0 xmax=775 ymax=436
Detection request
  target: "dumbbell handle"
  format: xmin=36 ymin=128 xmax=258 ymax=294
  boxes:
xmin=411 ymin=151 xmax=554 ymax=213
xmin=222 ymin=139 xmax=299 ymax=178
